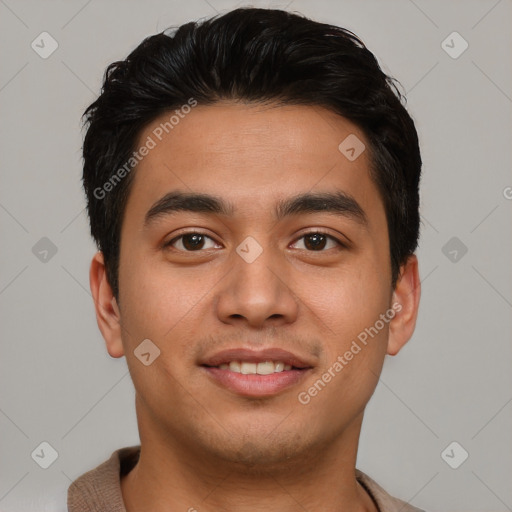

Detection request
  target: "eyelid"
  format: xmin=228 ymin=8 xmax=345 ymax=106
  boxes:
xmin=291 ymin=228 xmax=349 ymax=249
xmin=163 ymin=228 xmax=349 ymax=251
xmin=163 ymin=229 xmax=220 ymax=250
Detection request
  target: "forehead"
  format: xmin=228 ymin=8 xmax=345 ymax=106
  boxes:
xmin=125 ymin=102 xmax=384 ymax=224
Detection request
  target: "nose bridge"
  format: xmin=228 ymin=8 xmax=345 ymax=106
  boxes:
xmin=215 ymin=235 xmax=298 ymax=326
xmin=233 ymin=235 xmax=283 ymax=303
xmin=236 ymin=239 xmax=278 ymax=290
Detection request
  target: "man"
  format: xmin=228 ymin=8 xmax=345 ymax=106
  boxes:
xmin=68 ymin=7 xmax=423 ymax=512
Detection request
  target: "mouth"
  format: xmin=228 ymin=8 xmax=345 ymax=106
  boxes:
xmin=199 ymin=348 xmax=314 ymax=398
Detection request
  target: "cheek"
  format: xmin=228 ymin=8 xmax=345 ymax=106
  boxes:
xmin=117 ymin=260 xmax=207 ymax=405
xmin=297 ymin=264 xmax=390 ymax=424
xmin=118 ymin=255 xmax=208 ymax=345
xmin=297 ymin=259 xmax=390 ymax=349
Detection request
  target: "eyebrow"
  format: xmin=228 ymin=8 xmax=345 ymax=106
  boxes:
xmin=143 ymin=190 xmax=368 ymax=228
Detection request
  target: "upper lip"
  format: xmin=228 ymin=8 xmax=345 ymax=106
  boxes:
xmin=200 ymin=348 xmax=315 ymax=369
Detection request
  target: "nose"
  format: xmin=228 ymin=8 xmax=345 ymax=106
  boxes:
xmin=215 ymin=241 xmax=299 ymax=329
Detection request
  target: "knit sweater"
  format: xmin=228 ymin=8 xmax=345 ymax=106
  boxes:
xmin=68 ymin=445 xmax=425 ymax=512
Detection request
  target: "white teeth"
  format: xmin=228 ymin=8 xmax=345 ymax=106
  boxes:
xmin=219 ymin=361 xmax=291 ymax=374
xmin=229 ymin=361 xmax=241 ymax=372
xmin=256 ymin=361 xmax=275 ymax=375
xmin=240 ymin=362 xmax=257 ymax=374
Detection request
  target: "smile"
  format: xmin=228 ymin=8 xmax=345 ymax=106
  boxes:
xmin=217 ymin=361 xmax=293 ymax=374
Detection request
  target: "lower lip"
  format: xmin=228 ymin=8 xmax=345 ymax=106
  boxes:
xmin=202 ymin=367 xmax=310 ymax=397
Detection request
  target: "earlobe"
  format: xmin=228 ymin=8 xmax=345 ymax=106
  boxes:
xmin=89 ymin=251 xmax=125 ymax=358
xmin=387 ymin=254 xmax=421 ymax=356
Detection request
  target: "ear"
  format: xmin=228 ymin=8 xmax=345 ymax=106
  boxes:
xmin=387 ymin=254 xmax=421 ymax=356
xmin=89 ymin=251 xmax=124 ymax=358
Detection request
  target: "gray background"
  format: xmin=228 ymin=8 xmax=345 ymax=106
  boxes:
xmin=0 ymin=0 xmax=511 ymax=511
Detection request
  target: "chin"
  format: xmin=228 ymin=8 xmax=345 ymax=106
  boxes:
xmin=196 ymin=428 xmax=329 ymax=475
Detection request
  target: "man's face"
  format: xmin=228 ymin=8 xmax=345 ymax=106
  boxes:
xmin=105 ymin=102 xmax=403 ymax=465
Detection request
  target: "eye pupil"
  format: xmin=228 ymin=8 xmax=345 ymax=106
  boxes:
xmin=305 ymin=233 xmax=327 ymax=250
xmin=183 ymin=234 xmax=204 ymax=250
xmin=170 ymin=232 xmax=337 ymax=253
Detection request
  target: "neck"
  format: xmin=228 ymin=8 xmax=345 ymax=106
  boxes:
xmin=121 ymin=407 xmax=377 ymax=512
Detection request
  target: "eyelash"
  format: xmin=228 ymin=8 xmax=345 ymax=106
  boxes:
xmin=163 ymin=230 xmax=346 ymax=252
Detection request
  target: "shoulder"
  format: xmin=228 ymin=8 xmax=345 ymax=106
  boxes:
xmin=356 ymin=469 xmax=427 ymax=512
xmin=67 ymin=445 xmax=140 ymax=512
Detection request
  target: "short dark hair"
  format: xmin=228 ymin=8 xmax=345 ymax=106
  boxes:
xmin=82 ymin=7 xmax=421 ymax=299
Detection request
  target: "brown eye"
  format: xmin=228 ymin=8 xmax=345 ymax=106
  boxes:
xmin=182 ymin=234 xmax=205 ymax=250
xmin=166 ymin=233 xmax=219 ymax=251
xmin=304 ymin=233 xmax=327 ymax=250
xmin=291 ymin=232 xmax=342 ymax=251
